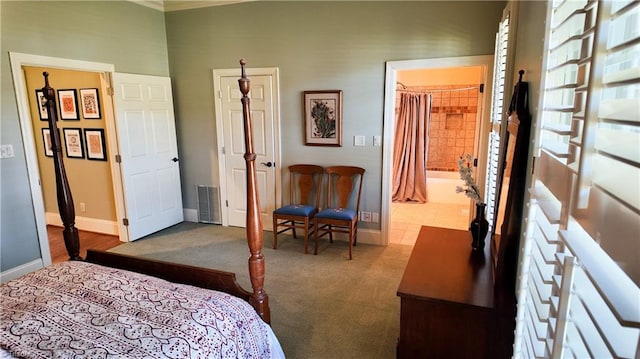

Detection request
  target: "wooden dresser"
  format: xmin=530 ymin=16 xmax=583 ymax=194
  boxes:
xmin=396 ymin=226 xmax=498 ymax=358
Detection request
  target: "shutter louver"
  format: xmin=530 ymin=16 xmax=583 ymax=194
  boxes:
xmin=485 ymin=12 xmax=511 ymax=235
xmin=513 ymin=1 xmax=640 ymax=358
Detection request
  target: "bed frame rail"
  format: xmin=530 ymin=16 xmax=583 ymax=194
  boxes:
xmin=85 ymin=250 xmax=252 ymax=300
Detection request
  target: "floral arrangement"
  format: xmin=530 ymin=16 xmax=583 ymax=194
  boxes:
xmin=456 ymin=154 xmax=482 ymax=204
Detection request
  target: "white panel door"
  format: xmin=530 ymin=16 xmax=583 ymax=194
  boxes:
xmin=112 ymin=73 xmax=183 ymax=240
xmin=219 ymin=74 xmax=276 ymax=230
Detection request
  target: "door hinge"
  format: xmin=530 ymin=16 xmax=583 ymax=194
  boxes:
xmin=225 ymin=200 xmax=229 ymax=207
xmin=531 ymin=156 xmax=536 ymax=175
xmin=218 ymin=90 xmax=223 ymax=99
xmin=473 ymin=157 xmax=478 ymax=167
xmin=221 ymin=147 xmax=225 ymax=155
xmin=107 ymin=87 xmax=114 ymax=96
xmin=115 ymin=154 xmax=122 ymax=163
xmin=479 ymin=84 xmax=484 ymax=93
xmin=123 ymin=218 xmax=129 ymax=226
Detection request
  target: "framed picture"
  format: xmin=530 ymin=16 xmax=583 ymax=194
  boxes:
xmin=303 ymin=90 xmax=342 ymax=146
xmin=41 ymin=128 xmax=54 ymax=157
xmin=79 ymin=88 xmax=101 ymax=119
xmin=57 ymin=89 xmax=79 ymax=120
xmin=84 ymin=128 xmax=107 ymax=161
xmin=63 ymin=128 xmax=84 ymax=159
xmin=35 ymin=90 xmax=49 ymax=121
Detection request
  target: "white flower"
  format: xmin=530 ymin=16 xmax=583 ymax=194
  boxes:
xmin=455 ymin=154 xmax=482 ymax=204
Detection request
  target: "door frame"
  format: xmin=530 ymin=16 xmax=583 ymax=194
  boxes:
xmin=9 ymin=52 xmax=129 ymax=266
xmin=212 ymin=67 xmax=281 ymax=227
xmin=381 ymin=55 xmax=494 ymax=245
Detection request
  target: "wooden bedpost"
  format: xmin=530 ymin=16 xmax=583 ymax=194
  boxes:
xmin=238 ymin=59 xmax=270 ymax=323
xmin=42 ymin=72 xmax=82 ymax=261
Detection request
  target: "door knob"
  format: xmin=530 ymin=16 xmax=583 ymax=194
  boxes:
xmin=172 ymin=157 xmax=179 ymax=162
xmin=261 ymin=161 xmax=273 ymax=167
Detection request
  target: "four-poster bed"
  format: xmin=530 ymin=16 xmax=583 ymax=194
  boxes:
xmin=1 ymin=60 xmax=284 ymax=358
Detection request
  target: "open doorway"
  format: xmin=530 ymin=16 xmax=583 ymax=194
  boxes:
xmin=381 ymin=55 xmax=494 ymax=246
xmin=9 ymin=52 xmax=122 ymax=268
xmin=391 ymin=66 xmax=484 ymax=245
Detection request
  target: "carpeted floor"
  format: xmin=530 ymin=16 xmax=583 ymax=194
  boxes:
xmin=109 ymin=222 xmax=414 ymax=359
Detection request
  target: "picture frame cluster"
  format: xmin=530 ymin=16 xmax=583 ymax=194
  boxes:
xmin=36 ymin=87 xmax=101 ymax=121
xmin=36 ymin=87 xmax=106 ymax=161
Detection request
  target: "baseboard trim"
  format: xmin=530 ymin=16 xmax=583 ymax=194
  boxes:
xmin=183 ymin=209 xmax=383 ymax=245
xmin=46 ymin=213 xmax=118 ymax=235
xmin=0 ymin=259 xmax=43 ymax=283
xmin=357 ymin=228 xmax=383 ymax=246
xmin=321 ymin=228 xmax=383 ymax=246
xmin=183 ymin=208 xmax=198 ymax=223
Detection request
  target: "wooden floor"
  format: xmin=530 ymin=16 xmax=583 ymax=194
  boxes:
xmin=47 ymin=225 xmax=122 ymax=263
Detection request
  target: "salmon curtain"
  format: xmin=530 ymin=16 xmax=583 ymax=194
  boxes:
xmin=392 ymin=92 xmax=431 ymax=203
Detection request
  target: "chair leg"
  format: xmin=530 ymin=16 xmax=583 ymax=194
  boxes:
xmin=348 ymin=230 xmax=353 ymax=260
xmin=273 ymin=217 xmax=278 ymax=249
xmin=353 ymin=223 xmax=358 ymax=247
xmin=353 ymin=222 xmax=358 ymax=246
xmin=313 ymin=218 xmax=319 ymax=255
xmin=292 ymin=222 xmax=297 ymax=239
xmin=329 ymin=225 xmax=333 ymax=243
xmin=303 ymin=218 xmax=309 ymax=254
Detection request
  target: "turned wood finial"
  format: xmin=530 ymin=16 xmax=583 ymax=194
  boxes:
xmin=238 ymin=59 xmax=250 ymax=95
xmin=42 ymin=72 xmax=55 ymax=102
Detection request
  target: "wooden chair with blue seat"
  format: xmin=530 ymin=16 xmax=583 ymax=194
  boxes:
xmin=313 ymin=165 xmax=365 ymax=259
xmin=272 ymin=164 xmax=324 ymax=253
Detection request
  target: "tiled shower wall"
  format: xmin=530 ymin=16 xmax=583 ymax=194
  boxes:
xmin=395 ymin=84 xmax=479 ymax=172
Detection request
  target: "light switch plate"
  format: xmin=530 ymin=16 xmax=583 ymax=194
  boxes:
xmin=354 ymin=135 xmax=365 ymax=147
xmin=0 ymin=144 xmax=14 ymax=158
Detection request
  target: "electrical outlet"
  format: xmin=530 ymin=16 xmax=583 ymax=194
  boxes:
xmin=80 ymin=203 xmax=86 ymax=212
xmin=373 ymin=136 xmax=381 ymax=147
xmin=360 ymin=211 xmax=371 ymax=222
xmin=371 ymin=212 xmax=379 ymax=223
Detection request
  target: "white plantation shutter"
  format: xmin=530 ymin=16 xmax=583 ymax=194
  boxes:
xmin=485 ymin=10 xmax=512 ymax=235
xmin=514 ymin=1 xmax=640 ymax=358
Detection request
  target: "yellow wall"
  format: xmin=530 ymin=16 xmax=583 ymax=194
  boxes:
xmin=25 ymin=67 xmax=116 ymax=222
xmin=397 ymin=66 xmax=483 ymax=86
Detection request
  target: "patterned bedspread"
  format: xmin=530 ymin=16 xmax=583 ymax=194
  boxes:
xmin=0 ymin=261 xmax=284 ymax=358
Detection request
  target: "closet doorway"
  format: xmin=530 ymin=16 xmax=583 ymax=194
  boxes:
xmin=381 ymin=56 xmax=494 ymax=246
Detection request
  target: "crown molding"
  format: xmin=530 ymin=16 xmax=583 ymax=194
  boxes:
xmin=133 ymin=0 xmax=165 ymax=11
xmin=132 ymin=0 xmax=255 ymax=12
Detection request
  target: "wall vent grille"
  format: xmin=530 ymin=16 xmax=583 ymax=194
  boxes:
xmin=196 ymin=186 xmax=221 ymax=224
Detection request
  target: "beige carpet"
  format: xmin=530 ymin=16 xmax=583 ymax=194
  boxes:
xmin=109 ymin=222 xmax=414 ymax=359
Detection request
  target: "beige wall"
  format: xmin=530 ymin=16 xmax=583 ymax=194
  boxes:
xmin=25 ymin=67 xmax=116 ymax=222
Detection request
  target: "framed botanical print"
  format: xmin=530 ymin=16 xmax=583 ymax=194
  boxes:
xmin=303 ymin=90 xmax=342 ymax=146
